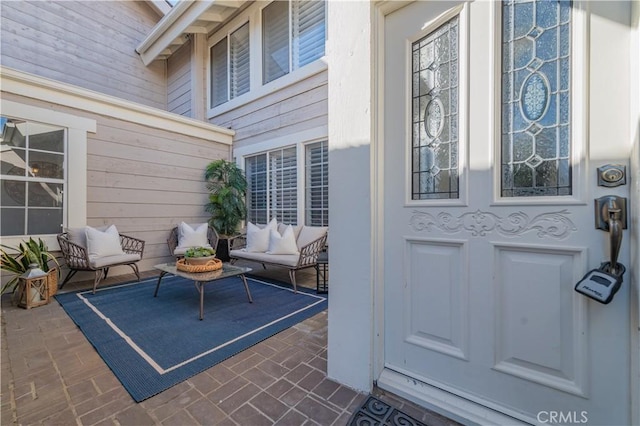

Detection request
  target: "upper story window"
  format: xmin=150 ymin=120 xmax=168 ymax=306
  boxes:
xmin=1 ymin=117 xmax=66 ymax=236
xmin=210 ymin=22 xmax=251 ymax=108
xmin=262 ymin=0 xmax=326 ymax=84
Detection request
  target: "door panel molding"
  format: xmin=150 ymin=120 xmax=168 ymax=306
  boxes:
xmin=410 ymin=209 xmax=577 ymax=239
xmin=492 ymin=243 xmax=588 ymax=397
xmin=403 ymin=237 xmax=469 ymax=360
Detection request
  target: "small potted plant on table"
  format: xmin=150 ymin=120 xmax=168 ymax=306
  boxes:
xmin=184 ymin=247 xmax=217 ymax=266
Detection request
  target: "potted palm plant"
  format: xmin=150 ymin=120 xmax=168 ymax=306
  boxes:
xmin=1 ymin=238 xmax=60 ymax=296
xmin=204 ymin=159 xmax=248 ymax=261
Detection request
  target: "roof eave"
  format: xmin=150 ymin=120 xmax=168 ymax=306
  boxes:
xmin=137 ymin=0 xmax=244 ymax=66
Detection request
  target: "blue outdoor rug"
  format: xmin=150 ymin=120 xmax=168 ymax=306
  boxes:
xmin=55 ymin=275 xmax=327 ymax=402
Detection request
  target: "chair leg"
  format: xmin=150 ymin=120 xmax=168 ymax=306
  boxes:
xmin=92 ymin=270 xmax=105 ymax=294
xmin=129 ymin=263 xmax=141 ymax=281
xmin=103 ymin=267 xmax=110 ymax=280
xmin=58 ymin=269 xmax=78 ymax=289
xmin=261 ymin=263 xmax=267 ymax=270
xmin=288 ymin=270 xmax=298 ymax=294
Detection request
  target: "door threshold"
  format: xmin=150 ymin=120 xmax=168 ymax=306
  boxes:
xmin=377 ymin=368 xmax=533 ymax=426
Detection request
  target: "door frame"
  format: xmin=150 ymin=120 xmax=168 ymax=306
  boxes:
xmin=370 ymin=1 xmax=640 ymax=424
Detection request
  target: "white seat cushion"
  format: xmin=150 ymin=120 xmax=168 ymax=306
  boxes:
xmin=85 ymin=225 xmax=125 ymax=257
xmin=178 ymin=222 xmax=208 ymax=248
xmin=267 ymin=225 xmax=299 ymax=255
xmin=230 ymin=249 xmax=299 ymax=267
xmin=89 ymin=253 xmax=141 ymax=268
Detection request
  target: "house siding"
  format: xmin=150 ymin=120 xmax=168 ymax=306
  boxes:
xmin=1 ymin=91 xmax=230 ymax=275
xmin=167 ymin=40 xmax=192 ymax=117
xmin=0 ymin=0 xmax=167 ymax=110
xmin=210 ymin=70 xmax=328 ymax=151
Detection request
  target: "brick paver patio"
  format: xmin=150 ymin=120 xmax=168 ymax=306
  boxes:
xmin=1 ymin=263 xmax=457 ymax=425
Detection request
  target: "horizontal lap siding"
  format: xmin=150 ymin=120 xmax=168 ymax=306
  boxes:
xmin=2 ymin=92 xmax=230 ymax=276
xmin=210 ymin=70 xmax=328 ymax=150
xmin=0 ymin=1 xmax=166 ymax=109
xmin=168 ymin=41 xmax=192 ymax=117
xmin=87 ymin=117 xmax=229 ymax=271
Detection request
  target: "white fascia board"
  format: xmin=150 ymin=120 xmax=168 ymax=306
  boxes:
xmin=147 ymin=0 xmax=172 ymax=17
xmin=137 ymin=0 xmax=216 ymax=65
xmin=0 ymin=66 xmax=234 ymax=144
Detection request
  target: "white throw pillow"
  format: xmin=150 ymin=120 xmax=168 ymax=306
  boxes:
xmin=178 ymin=222 xmax=209 ymax=248
xmin=85 ymin=225 xmax=125 ymax=257
xmin=246 ymin=218 xmax=277 ymax=252
xmin=267 ymin=225 xmax=299 ymax=255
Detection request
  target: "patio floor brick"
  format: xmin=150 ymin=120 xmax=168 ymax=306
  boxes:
xmin=1 ymin=261 xmax=455 ymax=425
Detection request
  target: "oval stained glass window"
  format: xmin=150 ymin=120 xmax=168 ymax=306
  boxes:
xmin=520 ymin=72 xmax=550 ymax=121
xmin=424 ymin=98 xmax=445 ymax=138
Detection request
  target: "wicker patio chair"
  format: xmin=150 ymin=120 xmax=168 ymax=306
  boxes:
xmin=57 ymin=230 xmax=145 ymax=294
xmin=167 ymin=225 xmax=219 ymax=257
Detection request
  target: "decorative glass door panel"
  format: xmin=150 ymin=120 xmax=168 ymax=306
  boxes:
xmin=411 ymin=17 xmax=459 ymax=200
xmin=501 ymin=0 xmax=572 ymax=197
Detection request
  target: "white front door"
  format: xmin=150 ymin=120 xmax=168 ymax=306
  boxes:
xmin=380 ymin=1 xmax=633 ymax=424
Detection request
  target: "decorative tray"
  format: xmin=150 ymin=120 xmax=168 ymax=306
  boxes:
xmin=176 ymin=257 xmax=223 ymax=273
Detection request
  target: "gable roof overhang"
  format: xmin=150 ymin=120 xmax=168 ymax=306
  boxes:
xmin=137 ymin=0 xmax=248 ymax=66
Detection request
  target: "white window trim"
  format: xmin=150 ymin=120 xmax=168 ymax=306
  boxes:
xmin=1 ymin=99 xmax=95 ymax=250
xmin=207 ymin=0 xmax=327 ymax=119
xmin=234 ymin=126 xmax=327 ymax=226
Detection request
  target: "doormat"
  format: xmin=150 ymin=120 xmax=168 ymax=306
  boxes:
xmin=55 ymin=276 xmax=327 ymax=402
xmin=348 ymin=395 xmax=426 ymax=426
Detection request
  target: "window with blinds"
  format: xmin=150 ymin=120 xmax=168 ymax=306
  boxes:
xmin=245 ymin=147 xmax=298 ymax=225
xmin=210 ymin=22 xmax=250 ymax=108
xmin=292 ymin=0 xmax=325 ymax=69
xmin=210 ymin=40 xmax=228 ymax=108
xmin=305 ymin=141 xmax=328 ymax=226
xmin=246 ymin=154 xmax=268 ymax=224
xmin=269 ymin=148 xmax=298 ymax=224
xmin=230 ymin=23 xmax=250 ymax=99
xmin=263 ymin=0 xmax=326 ymax=84
xmin=263 ymin=1 xmax=289 ymax=84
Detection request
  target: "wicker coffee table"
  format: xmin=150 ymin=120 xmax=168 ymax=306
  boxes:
xmin=153 ymin=262 xmax=253 ymax=320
